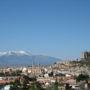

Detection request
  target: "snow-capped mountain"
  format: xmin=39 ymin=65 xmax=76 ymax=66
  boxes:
xmin=0 ymin=51 xmax=31 ymax=56
xmin=0 ymin=51 xmax=61 ymax=66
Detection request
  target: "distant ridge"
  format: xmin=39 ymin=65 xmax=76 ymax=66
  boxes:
xmin=0 ymin=51 xmax=61 ymax=66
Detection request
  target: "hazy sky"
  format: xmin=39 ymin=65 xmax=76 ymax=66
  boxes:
xmin=0 ymin=0 xmax=90 ymax=60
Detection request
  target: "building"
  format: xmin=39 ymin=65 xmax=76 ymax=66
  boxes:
xmin=81 ymin=51 xmax=90 ymax=59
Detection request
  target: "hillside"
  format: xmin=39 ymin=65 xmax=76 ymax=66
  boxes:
xmin=79 ymin=58 xmax=90 ymax=67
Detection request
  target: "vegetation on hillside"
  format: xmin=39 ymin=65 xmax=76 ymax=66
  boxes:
xmin=76 ymin=74 xmax=89 ymax=82
xmin=79 ymin=58 xmax=90 ymax=67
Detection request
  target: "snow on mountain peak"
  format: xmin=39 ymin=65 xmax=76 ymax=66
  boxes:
xmin=0 ymin=51 xmax=31 ymax=56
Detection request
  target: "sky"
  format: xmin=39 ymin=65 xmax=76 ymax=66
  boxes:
xmin=0 ymin=0 xmax=90 ymax=60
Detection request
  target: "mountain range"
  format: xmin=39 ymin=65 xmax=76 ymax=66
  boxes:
xmin=0 ymin=51 xmax=61 ymax=66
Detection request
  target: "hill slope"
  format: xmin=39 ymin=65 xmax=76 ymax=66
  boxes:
xmin=79 ymin=58 xmax=90 ymax=67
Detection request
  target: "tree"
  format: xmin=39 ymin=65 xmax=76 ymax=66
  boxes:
xmin=11 ymin=70 xmax=22 ymax=76
xmin=65 ymin=84 xmax=72 ymax=90
xmin=46 ymin=82 xmax=59 ymax=90
xmin=76 ymin=74 xmax=89 ymax=82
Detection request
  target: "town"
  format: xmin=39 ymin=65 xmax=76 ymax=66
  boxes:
xmin=0 ymin=51 xmax=90 ymax=90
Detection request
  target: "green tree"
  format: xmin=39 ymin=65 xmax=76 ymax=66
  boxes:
xmin=76 ymin=74 xmax=89 ymax=82
xmin=11 ymin=70 xmax=22 ymax=76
